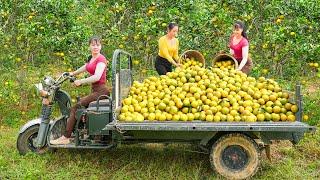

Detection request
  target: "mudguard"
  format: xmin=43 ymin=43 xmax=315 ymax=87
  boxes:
xmin=19 ymin=118 xmax=42 ymax=134
xmin=19 ymin=118 xmax=54 ymax=134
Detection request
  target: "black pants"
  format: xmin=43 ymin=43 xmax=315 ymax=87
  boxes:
xmin=155 ymin=56 xmax=172 ymax=75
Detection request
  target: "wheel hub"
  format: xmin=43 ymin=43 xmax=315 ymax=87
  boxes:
xmin=28 ymin=133 xmax=39 ymax=151
xmin=222 ymin=145 xmax=249 ymax=171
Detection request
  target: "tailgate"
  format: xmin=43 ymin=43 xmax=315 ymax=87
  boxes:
xmin=104 ymin=121 xmax=315 ymax=132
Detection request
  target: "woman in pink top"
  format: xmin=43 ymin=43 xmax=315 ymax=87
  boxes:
xmin=51 ymin=36 xmax=110 ymax=145
xmin=229 ymin=21 xmax=253 ymax=74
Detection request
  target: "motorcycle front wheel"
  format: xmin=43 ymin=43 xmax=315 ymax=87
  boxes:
xmin=17 ymin=125 xmax=48 ymax=155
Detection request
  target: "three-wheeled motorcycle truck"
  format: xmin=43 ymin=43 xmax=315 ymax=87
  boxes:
xmin=17 ymin=49 xmax=316 ymax=179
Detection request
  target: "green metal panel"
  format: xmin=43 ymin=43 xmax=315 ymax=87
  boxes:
xmin=120 ymin=130 xmax=306 ymax=145
xmin=49 ymin=143 xmax=115 ymax=149
xmin=75 ymin=109 xmax=85 ymax=121
xmin=260 ymin=131 xmax=304 ymax=144
xmin=106 ymin=121 xmax=315 ymax=145
xmin=124 ymin=130 xmax=213 ymax=140
xmin=87 ymin=110 xmax=111 ymax=135
xmin=54 ymin=90 xmax=71 ymax=117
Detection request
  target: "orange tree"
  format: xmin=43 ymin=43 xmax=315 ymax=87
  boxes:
xmin=1 ymin=0 xmax=320 ymax=78
xmin=0 ymin=0 xmax=320 ymax=126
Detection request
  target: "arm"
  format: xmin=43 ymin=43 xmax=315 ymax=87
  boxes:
xmin=229 ymin=48 xmax=234 ymax=56
xmin=238 ymin=46 xmax=249 ymax=70
xmin=228 ymin=35 xmax=234 ymax=55
xmin=71 ymin=65 xmax=86 ymax=76
xmin=173 ymin=39 xmax=180 ymax=63
xmin=159 ymin=38 xmax=179 ymax=66
xmin=76 ymin=62 xmax=106 ymax=85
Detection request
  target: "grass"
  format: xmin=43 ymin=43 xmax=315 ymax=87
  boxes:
xmin=0 ymin=125 xmax=319 ymax=179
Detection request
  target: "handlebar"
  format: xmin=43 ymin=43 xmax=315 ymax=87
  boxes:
xmin=55 ymin=72 xmax=76 ymax=86
xmin=62 ymin=72 xmax=70 ymax=76
xmin=69 ymin=76 xmax=76 ymax=83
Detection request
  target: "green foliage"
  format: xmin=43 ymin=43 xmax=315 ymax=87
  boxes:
xmin=303 ymin=80 xmax=320 ymax=126
xmin=1 ymin=0 xmax=320 ymax=77
xmin=0 ymin=64 xmax=90 ymax=127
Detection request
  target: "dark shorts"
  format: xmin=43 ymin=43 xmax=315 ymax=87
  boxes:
xmin=155 ymin=55 xmax=172 ymax=75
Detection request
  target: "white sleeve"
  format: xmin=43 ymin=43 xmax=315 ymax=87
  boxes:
xmin=238 ymin=46 xmax=249 ymax=70
xmin=78 ymin=62 xmax=106 ymax=84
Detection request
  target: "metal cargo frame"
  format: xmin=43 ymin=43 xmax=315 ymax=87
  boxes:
xmin=106 ymin=49 xmax=315 ymax=144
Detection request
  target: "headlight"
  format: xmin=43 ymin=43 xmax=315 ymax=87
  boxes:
xmin=34 ymin=83 xmax=49 ymax=97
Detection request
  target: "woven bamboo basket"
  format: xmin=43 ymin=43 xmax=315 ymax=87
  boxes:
xmin=212 ymin=53 xmax=239 ymax=69
xmin=180 ymin=50 xmax=205 ymax=67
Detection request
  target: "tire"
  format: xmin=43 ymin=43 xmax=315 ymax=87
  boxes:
xmin=17 ymin=125 xmax=48 ymax=155
xmin=210 ymin=133 xmax=260 ymax=180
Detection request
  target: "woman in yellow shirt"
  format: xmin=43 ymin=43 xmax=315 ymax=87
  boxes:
xmin=155 ymin=22 xmax=182 ymax=75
